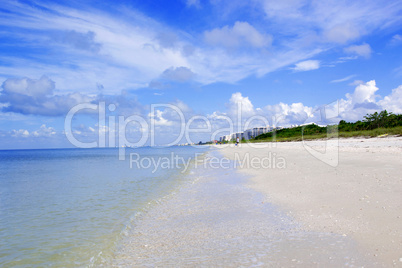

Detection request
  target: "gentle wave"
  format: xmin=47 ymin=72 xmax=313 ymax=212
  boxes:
xmin=0 ymin=146 xmax=208 ymax=267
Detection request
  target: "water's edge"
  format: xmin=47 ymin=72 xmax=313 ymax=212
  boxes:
xmin=109 ymin=150 xmax=373 ymax=267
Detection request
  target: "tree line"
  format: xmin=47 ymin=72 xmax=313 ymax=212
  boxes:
xmin=254 ymin=110 xmax=402 ymax=141
xmin=339 ymin=110 xmax=402 ymax=131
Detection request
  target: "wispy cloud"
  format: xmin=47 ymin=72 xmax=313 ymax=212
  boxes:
xmin=394 ymin=65 xmax=402 ymax=77
xmin=204 ymin=21 xmax=272 ymax=49
xmin=344 ymin=43 xmax=372 ymax=58
xmin=258 ymin=0 xmax=402 ymax=44
xmin=330 ymin=74 xmax=356 ymax=83
xmin=0 ymin=0 xmax=401 ymax=94
xmin=389 ymin=34 xmax=402 ymax=46
xmin=186 ymin=0 xmax=201 ymax=8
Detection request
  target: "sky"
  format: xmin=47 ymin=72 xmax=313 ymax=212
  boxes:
xmin=0 ymin=0 xmax=402 ymax=149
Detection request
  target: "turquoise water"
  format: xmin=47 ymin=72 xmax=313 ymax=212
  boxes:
xmin=0 ymin=146 xmax=208 ymax=267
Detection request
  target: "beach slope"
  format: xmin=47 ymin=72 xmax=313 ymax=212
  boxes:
xmin=220 ymin=137 xmax=402 ymax=266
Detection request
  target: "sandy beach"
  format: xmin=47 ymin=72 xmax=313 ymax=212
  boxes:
xmin=108 ymin=137 xmax=401 ymax=267
xmin=221 ymin=136 xmax=402 ymax=266
xmin=111 ymin=149 xmax=373 ymax=267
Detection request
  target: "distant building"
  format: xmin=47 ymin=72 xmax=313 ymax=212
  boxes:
xmin=218 ymin=125 xmax=281 ymax=142
xmin=243 ymin=129 xmax=253 ymax=140
xmin=244 ymin=126 xmax=273 ymax=139
xmin=219 ymin=135 xmax=231 ymax=142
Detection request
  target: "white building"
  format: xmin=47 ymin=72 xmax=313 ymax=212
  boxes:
xmin=245 ymin=126 xmax=273 ymax=139
xmin=219 ymin=125 xmax=278 ymax=142
xmin=219 ymin=135 xmax=232 ymax=142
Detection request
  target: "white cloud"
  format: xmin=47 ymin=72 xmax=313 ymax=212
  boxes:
xmin=204 ymin=21 xmax=272 ymax=48
xmin=202 ymin=80 xmax=401 ymax=132
xmin=344 ymin=43 xmax=372 ymax=58
xmin=0 ymin=75 xmax=144 ymax=117
xmin=11 ymin=129 xmax=30 ymax=138
xmin=228 ymin=92 xmax=254 ymax=116
xmin=211 ymin=80 xmax=401 ymax=128
xmin=186 ymin=0 xmax=201 ymax=8
xmin=394 ymin=65 xmax=402 ymax=77
xmin=335 ymin=56 xmax=358 ymax=64
xmin=2 ymin=75 xmax=54 ymax=97
xmin=262 ymin=102 xmax=314 ymax=126
xmin=0 ymin=0 xmax=401 ymax=102
xmin=52 ymin=30 xmax=101 ymax=53
xmin=172 ymin=99 xmax=193 ymax=114
xmin=11 ymin=124 xmax=57 ymax=138
xmin=0 ymin=76 xmax=94 ymax=116
xmin=389 ymin=34 xmax=402 ymax=46
xmin=292 ymin=60 xmax=320 ymax=71
xmin=216 ymin=92 xmax=316 ymax=128
xmin=379 ymin=85 xmax=402 ymax=114
xmin=259 ymin=0 xmax=402 ymax=46
xmin=261 ymin=0 xmax=306 ymax=19
xmin=349 ymin=80 xmax=378 ymax=104
xmin=161 ymin=66 xmax=196 ymax=82
xmin=330 ymin=75 xmax=356 ymax=83
xmin=324 ymin=23 xmax=360 ymax=44
xmin=349 ymin=80 xmax=364 ymax=86
xmin=32 ymin=124 xmax=57 ymax=137
xmin=2 ymin=79 xmax=402 ymax=147
xmin=0 ymin=2 xmax=192 ymax=93
xmin=207 ymin=111 xmax=229 ymax=121
xmin=338 ymin=80 xmax=381 ymax=121
xmin=149 ymin=110 xmax=173 ymax=126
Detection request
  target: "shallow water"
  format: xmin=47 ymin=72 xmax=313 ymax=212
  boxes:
xmin=111 ymin=150 xmax=374 ymax=267
xmin=0 ymin=146 xmax=207 ymax=267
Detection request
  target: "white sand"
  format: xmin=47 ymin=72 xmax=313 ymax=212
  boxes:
xmin=111 ymin=150 xmax=373 ymax=267
xmin=220 ymin=136 xmax=402 ymax=266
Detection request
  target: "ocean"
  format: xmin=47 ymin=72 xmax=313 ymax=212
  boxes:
xmin=0 ymin=146 xmax=208 ymax=267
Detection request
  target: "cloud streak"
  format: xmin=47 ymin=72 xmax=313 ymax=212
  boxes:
xmin=330 ymin=75 xmax=356 ymax=83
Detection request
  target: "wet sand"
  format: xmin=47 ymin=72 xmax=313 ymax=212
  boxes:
xmin=221 ymin=136 xmax=402 ymax=266
xmin=111 ymin=149 xmax=376 ymax=267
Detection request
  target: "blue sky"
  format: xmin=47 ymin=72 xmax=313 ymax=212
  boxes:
xmin=1 ymin=0 xmax=402 ymax=149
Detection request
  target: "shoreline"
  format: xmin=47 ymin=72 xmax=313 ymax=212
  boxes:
xmin=110 ymin=149 xmax=375 ymax=266
xmin=220 ymin=136 xmax=402 ymax=266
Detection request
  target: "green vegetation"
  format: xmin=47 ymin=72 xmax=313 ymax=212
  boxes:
xmin=339 ymin=110 xmax=402 ymax=131
xmin=250 ymin=110 xmax=402 ymax=143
